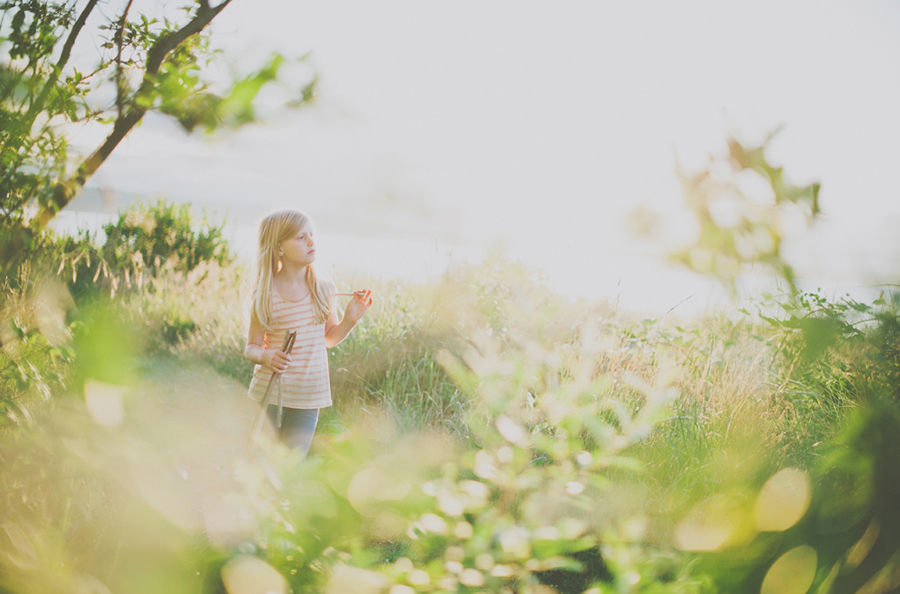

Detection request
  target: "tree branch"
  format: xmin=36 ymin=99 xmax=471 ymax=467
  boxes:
xmin=32 ymin=0 xmax=235 ymax=232
xmin=115 ymin=0 xmax=136 ymax=121
xmin=1 ymin=0 xmax=100 ymax=194
xmin=143 ymin=0 xmax=232 ymax=76
xmin=24 ymin=0 xmax=101 ymax=125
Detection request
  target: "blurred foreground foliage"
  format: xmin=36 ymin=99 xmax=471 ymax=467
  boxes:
xmin=1 ymin=139 xmax=900 ymax=592
xmin=667 ymin=133 xmax=820 ymax=295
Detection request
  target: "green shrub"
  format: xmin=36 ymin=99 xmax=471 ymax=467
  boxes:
xmin=32 ymin=198 xmax=234 ymax=300
xmin=0 ymin=269 xmax=75 ymax=427
xmin=101 ymin=200 xmax=234 ymax=276
xmin=0 ymin=199 xmax=236 ymax=426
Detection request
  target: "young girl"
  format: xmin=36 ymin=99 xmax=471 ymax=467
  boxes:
xmin=244 ymin=209 xmax=372 ymax=455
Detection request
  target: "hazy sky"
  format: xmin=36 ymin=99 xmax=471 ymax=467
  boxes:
xmin=74 ymin=1 xmax=900 ymax=310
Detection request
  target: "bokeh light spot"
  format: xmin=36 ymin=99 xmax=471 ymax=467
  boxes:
xmin=760 ymin=545 xmax=817 ymax=594
xmin=674 ymin=496 xmax=742 ymax=551
xmin=347 ymin=466 xmax=410 ymax=513
xmin=420 ymin=513 xmax=448 ymax=534
xmin=754 ymin=467 xmax=811 ymax=532
xmin=84 ymin=379 xmax=125 ymax=428
xmin=408 ymin=569 xmax=430 ymax=586
xmin=459 ymin=568 xmax=485 ymax=587
xmin=325 ymin=563 xmax=389 ymax=594
xmin=221 ymin=555 xmax=287 ymax=594
xmin=496 ymin=415 xmax=528 ymax=446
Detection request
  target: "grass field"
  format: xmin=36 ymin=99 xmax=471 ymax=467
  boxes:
xmin=1 ymin=251 xmax=898 ymax=594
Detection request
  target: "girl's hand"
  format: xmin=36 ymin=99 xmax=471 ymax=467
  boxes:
xmin=263 ymin=349 xmax=292 ymax=374
xmin=344 ymin=289 xmax=373 ymax=324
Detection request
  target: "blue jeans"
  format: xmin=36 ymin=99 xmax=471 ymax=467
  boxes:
xmin=265 ymin=406 xmax=319 ymax=456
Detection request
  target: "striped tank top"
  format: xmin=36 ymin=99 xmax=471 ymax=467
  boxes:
xmin=247 ymin=288 xmax=333 ymax=409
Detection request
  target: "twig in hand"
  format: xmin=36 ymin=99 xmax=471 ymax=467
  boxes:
xmin=248 ymin=330 xmax=296 ymax=449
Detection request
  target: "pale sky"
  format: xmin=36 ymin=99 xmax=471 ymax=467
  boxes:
xmin=70 ymin=1 xmax=900 ymax=312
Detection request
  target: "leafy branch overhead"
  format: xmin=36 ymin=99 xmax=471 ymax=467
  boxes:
xmin=0 ymin=0 xmax=316 ymax=272
xmin=671 ymin=134 xmax=821 ymax=294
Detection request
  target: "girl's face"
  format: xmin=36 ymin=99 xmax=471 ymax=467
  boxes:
xmin=279 ymin=225 xmax=316 ymax=267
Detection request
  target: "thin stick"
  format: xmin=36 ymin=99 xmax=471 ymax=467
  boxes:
xmin=248 ymin=330 xmax=296 ymax=449
xmin=335 ymin=292 xmax=357 ymax=297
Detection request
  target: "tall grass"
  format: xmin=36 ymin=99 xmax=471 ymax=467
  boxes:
xmin=79 ymin=255 xmax=863 ymax=514
xmin=1 ymin=253 xmax=896 ymax=593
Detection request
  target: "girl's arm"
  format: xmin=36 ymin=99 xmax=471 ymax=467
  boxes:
xmin=244 ymin=310 xmax=292 ymax=373
xmin=325 ymin=290 xmax=373 ymax=348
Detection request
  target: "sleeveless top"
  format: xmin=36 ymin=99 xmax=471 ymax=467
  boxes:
xmin=247 ymin=288 xmax=333 ymax=409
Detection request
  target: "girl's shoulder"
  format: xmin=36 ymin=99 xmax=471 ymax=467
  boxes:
xmin=314 ymin=275 xmax=337 ymax=298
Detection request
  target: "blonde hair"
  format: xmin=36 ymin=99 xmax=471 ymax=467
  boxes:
xmin=252 ymin=209 xmax=333 ymax=328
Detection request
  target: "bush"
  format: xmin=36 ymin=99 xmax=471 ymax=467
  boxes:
xmin=32 ymin=199 xmax=234 ymax=300
xmin=101 ymin=200 xmax=234 ymax=276
xmin=0 ymin=198 xmax=236 ymax=426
